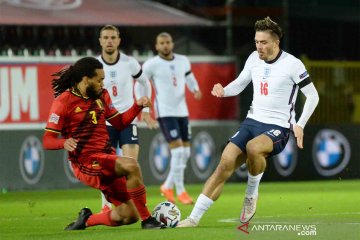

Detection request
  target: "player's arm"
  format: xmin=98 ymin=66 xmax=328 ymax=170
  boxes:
xmin=212 ymin=53 xmax=253 ymax=98
xmin=134 ymin=61 xmax=158 ymax=129
xmin=185 ymin=70 xmax=202 ymax=100
xmin=107 ymin=96 xmax=152 ymax=131
xmin=43 ymin=131 xmax=78 ymax=151
xmin=294 ymin=78 xmax=319 ymax=148
xmin=42 ymin=100 xmax=78 ymax=151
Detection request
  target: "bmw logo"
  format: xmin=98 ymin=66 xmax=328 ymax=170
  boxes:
xmin=19 ymin=136 xmax=44 ymax=185
xmin=149 ymin=133 xmax=170 ymax=181
xmin=235 ymin=163 xmax=248 ymax=178
xmin=273 ymin=134 xmax=297 ymax=177
xmin=190 ymin=131 xmax=215 ymax=180
xmin=312 ymin=129 xmax=351 ymax=177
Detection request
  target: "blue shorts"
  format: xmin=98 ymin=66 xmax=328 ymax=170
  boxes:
xmin=157 ymin=117 xmax=191 ymax=143
xmin=230 ymin=118 xmax=290 ymax=157
xmin=106 ymin=124 xmax=139 ymax=148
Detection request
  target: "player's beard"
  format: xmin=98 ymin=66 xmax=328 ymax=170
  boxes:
xmin=86 ymin=84 xmax=102 ymax=99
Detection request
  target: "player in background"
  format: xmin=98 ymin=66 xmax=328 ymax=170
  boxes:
xmin=97 ymin=25 xmax=157 ymax=212
xmin=139 ymin=32 xmax=202 ymax=204
xmin=178 ymin=17 xmax=319 ymax=227
xmin=43 ymin=57 xmax=165 ymax=230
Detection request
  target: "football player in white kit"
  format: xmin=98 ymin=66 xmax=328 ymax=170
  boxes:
xmin=97 ymin=25 xmax=157 ymax=212
xmin=141 ymin=32 xmax=202 ymax=204
xmin=178 ymin=17 xmax=319 ymax=227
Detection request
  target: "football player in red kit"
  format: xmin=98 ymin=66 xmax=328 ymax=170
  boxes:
xmin=43 ymin=57 xmax=165 ymax=230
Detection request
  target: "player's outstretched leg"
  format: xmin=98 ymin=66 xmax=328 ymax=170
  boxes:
xmin=64 ymin=208 xmax=92 ymax=230
xmin=176 ymin=217 xmax=199 ymax=228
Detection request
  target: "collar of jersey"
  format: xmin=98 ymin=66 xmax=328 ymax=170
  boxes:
xmin=101 ymin=52 xmax=120 ymax=66
xmin=264 ymin=49 xmax=283 ymax=64
xmin=71 ymin=88 xmax=89 ymax=99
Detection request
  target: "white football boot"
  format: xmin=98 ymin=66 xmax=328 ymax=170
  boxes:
xmin=176 ymin=217 xmax=199 ymax=228
xmin=240 ymin=196 xmax=257 ymax=223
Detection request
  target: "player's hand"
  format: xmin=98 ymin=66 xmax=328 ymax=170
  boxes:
xmin=194 ymin=90 xmax=202 ymax=100
xmin=64 ymin=138 xmax=78 ymax=151
xmin=136 ymin=96 xmax=152 ymax=108
xmin=293 ymin=124 xmax=304 ymax=149
xmin=141 ymin=112 xmax=158 ymax=129
xmin=211 ymin=83 xmax=225 ymax=97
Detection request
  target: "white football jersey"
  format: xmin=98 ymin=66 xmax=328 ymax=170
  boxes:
xmin=143 ymin=54 xmax=199 ymax=118
xmin=224 ymin=50 xmax=310 ymax=128
xmin=98 ymin=52 xmax=147 ymax=124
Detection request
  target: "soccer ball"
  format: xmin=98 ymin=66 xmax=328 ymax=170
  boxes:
xmin=152 ymin=201 xmax=181 ymax=228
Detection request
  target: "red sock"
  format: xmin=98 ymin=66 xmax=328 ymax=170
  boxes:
xmin=127 ymin=185 xmax=151 ymax=221
xmin=86 ymin=209 xmax=119 ymax=227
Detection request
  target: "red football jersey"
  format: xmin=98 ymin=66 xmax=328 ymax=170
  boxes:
xmin=45 ymin=89 xmax=118 ymax=161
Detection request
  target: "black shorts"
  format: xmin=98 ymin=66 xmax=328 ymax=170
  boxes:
xmin=106 ymin=124 xmax=139 ymax=148
xmin=230 ymin=118 xmax=290 ymax=157
xmin=157 ymin=117 xmax=191 ymax=143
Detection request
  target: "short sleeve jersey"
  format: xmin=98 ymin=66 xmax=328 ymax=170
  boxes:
xmin=44 ymin=89 xmax=119 ymax=161
xmin=143 ymin=54 xmax=191 ymax=118
xmin=97 ymin=53 xmax=141 ymax=114
xmin=231 ymin=50 xmax=309 ymax=128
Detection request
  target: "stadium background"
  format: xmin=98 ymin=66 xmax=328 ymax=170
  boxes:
xmin=0 ymin=0 xmax=359 ymax=191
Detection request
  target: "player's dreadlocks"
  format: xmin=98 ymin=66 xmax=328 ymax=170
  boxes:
xmin=51 ymin=57 xmax=103 ymax=97
xmin=255 ymin=17 xmax=283 ymax=40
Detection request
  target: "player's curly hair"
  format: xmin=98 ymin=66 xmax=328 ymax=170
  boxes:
xmin=255 ymin=17 xmax=283 ymax=40
xmin=51 ymin=57 xmax=103 ymax=97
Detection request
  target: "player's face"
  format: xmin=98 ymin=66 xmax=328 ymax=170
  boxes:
xmin=255 ymin=31 xmax=279 ymax=61
xmin=86 ymin=69 xmax=105 ymax=99
xmin=99 ymin=30 xmax=121 ymax=55
xmin=155 ymin=36 xmax=174 ymax=58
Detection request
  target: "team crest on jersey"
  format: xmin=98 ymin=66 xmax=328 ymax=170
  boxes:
xmin=263 ymin=67 xmax=271 ymax=79
xmin=49 ymin=113 xmax=60 ymax=124
xmin=110 ymin=71 xmax=117 ymax=78
xmin=170 ymin=65 xmax=175 ymax=71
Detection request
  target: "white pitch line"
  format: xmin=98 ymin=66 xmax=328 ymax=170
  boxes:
xmin=219 ymin=211 xmax=360 ymax=223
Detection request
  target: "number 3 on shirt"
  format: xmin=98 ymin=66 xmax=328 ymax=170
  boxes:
xmin=89 ymin=111 xmax=98 ymax=124
xmin=260 ymin=82 xmax=268 ymax=96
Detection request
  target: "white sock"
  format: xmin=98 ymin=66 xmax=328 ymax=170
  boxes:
xmin=245 ymin=172 xmax=264 ymax=198
xmin=164 ymin=147 xmax=184 ymax=190
xmin=101 ymin=192 xmax=112 ymax=209
xmin=189 ymin=194 xmax=214 ymax=223
xmin=183 ymin=146 xmax=191 ymax=165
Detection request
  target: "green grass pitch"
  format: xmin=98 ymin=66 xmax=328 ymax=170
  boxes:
xmin=1 ymin=180 xmax=359 ymax=240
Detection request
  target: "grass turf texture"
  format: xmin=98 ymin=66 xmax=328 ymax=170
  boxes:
xmin=0 ymin=180 xmax=359 ymax=240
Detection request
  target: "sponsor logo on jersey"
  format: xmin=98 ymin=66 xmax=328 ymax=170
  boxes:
xmin=149 ymin=133 xmax=170 ymax=181
xmin=75 ymin=106 xmax=82 ymax=113
xmin=190 ymin=131 xmax=215 ymax=180
xmin=49 ymin=113 xmax=60 ymax=124
xmin=273 ymin=135 xmax=297 ymax=177
xmin=19 ymin=136 xmax=44 ymax=184
xmin=312 ymin=129 xmax=351 ymax=176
